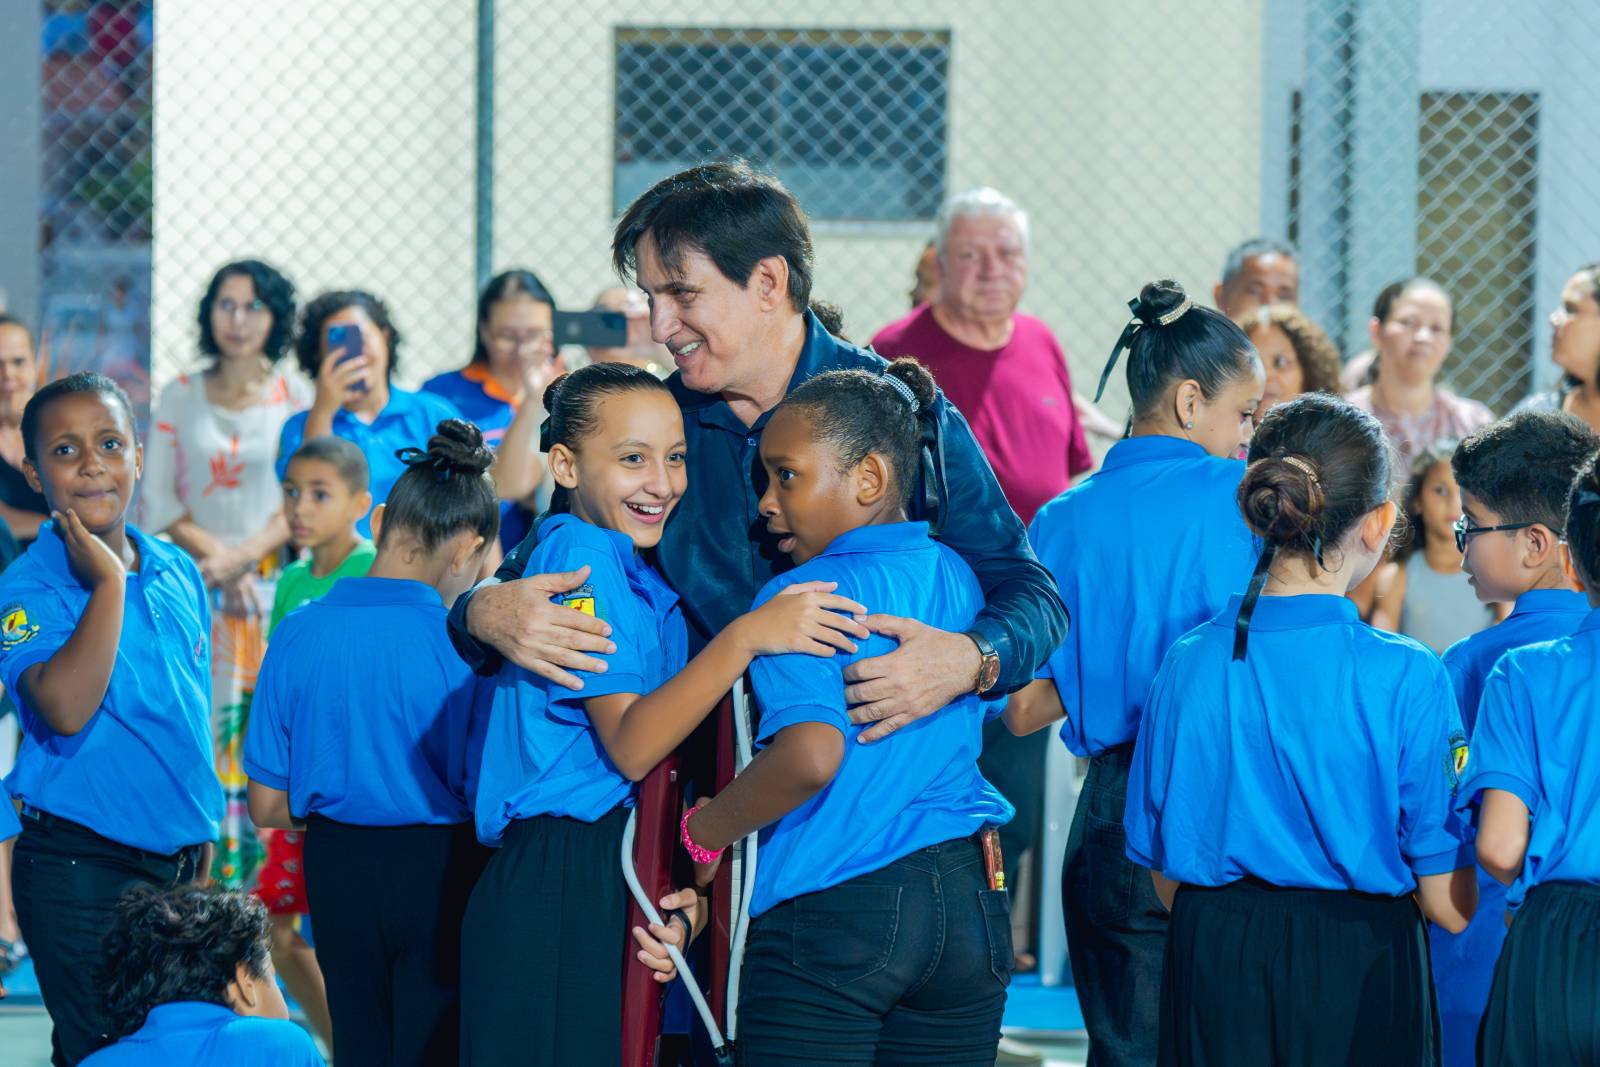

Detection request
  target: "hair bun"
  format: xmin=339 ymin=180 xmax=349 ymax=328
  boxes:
xmin=427 ymin=419 xmax=494 ymax=478
xmin=885 ymin=357 xmax=937 ymax=411
xmin=1134 ymin=279 xmax=1188 ymax=326
xmin=1238 ymin=455 xmax=1325 ymax=546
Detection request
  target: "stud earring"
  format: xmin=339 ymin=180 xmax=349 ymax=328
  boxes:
xmin=1184 ymin=421 xmax=1194 ymax=429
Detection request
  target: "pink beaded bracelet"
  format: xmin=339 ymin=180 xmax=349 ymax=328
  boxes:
xmin=680 ymin=804 xmax=724 ymax=864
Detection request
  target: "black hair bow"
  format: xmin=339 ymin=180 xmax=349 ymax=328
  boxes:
xmin=396 ymin=446 xmax=451 ymax=482
xmin=1092 ymin=298 xmax=1144 ymax=404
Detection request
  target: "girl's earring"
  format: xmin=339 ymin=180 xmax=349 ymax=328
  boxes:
xmin=1184 ymin=421 xmax=1194 ymax=430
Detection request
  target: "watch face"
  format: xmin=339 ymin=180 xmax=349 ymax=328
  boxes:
xmin=977 ymin=655 xmax=1001 ymax=694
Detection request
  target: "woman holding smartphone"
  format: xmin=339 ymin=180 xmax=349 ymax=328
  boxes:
xmin=275 ymin=290 xmax=460 ymax=539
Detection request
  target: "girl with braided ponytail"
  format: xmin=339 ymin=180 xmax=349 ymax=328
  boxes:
xmin=1125 ymin=393 xmax=1477 ymax=1065
xmin=244 ymin=419 xmax=503 ymax=1066
xmin=1001 ymin=279 xmax=1263 ymax=1062
xmin=1465 ymin=454 xmax=1600 ymax=1063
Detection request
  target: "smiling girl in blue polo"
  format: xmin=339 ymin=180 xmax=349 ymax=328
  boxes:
xmin=661 ymin=358 xmax=1014 ymax=1065
xmin=0 ymin=373 xmax=221 ymax=1066
xmin=462 ymin=362 xmax=866 ymax=1067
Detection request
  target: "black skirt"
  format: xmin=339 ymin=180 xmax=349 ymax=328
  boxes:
xmin=459 ymin=807 xmax=630 ymax=1067
xmin=1479 ymin=881 xmax=1600 ymax=1066
xmin=1161 ymin=878 xmax=1439 ymax=1066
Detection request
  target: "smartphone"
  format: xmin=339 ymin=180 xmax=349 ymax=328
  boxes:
xmin=326 ymin=324 xmax=367 ymax=393
xmin=552 ymin=309 xmax=628 ymax=349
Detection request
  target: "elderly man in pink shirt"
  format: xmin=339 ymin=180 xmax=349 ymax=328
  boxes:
xmin=873 ymin=188 xmax=1099 ymax=528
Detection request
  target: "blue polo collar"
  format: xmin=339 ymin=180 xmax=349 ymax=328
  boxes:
xmin=319 ymin=575 xmax=444 ymax=609
xmin=1099 ymin=434 xmax=1211 ymax=473
xmin=816 ymin=521 xmax=932 ymax=559
xmin=1216 ymin=592 xmax=1358 ymax=631
xmin=31 ymin=521 xmax=171 ymax=586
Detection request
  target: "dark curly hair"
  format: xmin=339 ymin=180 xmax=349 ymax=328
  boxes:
xmin=1238 ymin=303 xmax=1343 ymax=397
xmin=197 ymin=260 xmax=296 ymax=363
xmin=294 ymin=289 xmax=403 ymax=381
xmin=1565 ymin=452 xmax=1600 ymax=589
xmin=97 ymin=884 xmax=273 ymax=1039
xmin=778 ymin=357 xmax=938 ymax=508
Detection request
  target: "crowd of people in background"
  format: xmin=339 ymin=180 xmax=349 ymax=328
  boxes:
xmin=0 ymin=158 xmax=1596 ymax=1067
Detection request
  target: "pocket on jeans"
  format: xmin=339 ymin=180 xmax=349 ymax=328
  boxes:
xmin=1083 ymin=813 xmax=1135 ymax=928
xmin=980 ymin=888 xmax=1014 ymax=987
xmin=791 ymin=884 xmax=902 ymax=987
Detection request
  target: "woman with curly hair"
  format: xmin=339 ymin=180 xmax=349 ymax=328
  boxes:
xmin=274 ymin=290 xmax=459 ymax=540
xmin=82 ymin=883 xmax=323 ymax=1064
xmin=141 ymin=261 xmax=312 ymax=893
xmin=1236 ymin=302 xmax=1344 ymax=421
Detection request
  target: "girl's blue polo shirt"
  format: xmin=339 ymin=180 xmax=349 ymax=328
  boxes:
xmin=745 ymin=521 xmax=1013 ymax=917
xmin=1030 ymin=435 xmax=1257 ymax=757
xmin=275 ymin=387 xmax=461 ymax=538
xmin=474 ymin=513 xmax=687 ymax=843
xmin=0 ymin=523 xmax=221 ymax=854
xmin=422 ymin=365 xmax=517 ymax=450
xmin=245 ymin=577 xmax=486 ymax=826
xmin=79 ymin=1001 xmax=325 ymax=1066
xmin=1126 ymin=594 xmax=1474 ymax=895
xmin=1460 ymin=608 xmax=1600 ymax=907
xmin=1442 ymin=587 xmax=1589 ymax=733
xmin=0 ymin=783 xmax=20 ymax=843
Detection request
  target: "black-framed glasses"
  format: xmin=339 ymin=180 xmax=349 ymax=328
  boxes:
xmin=1453 ymin=515 xmax=1540 ymax=554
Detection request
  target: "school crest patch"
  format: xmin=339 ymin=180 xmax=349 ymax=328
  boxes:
xmin=1446 ymin=730 xmax=1470 ymax=796
xmin=0 ymin=604 xmax=38 ymax=650
xmin=561 ymin=583 xmax=598 ymax=618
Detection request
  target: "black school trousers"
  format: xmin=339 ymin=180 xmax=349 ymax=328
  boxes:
xmin=1161 ymin=878 xmax=1439 ymax=1066
xmin=1479 ymin=880 xmax=1600 ymax=1066
xmin=1061 ymin=742 xmax=1168 ymax=1067
xmin=301 ymin=816 xmax=488 ymax=1067
xmin=13 ymin=808 xmax=205 ymax=1067
xmin=459 ymin=807 xmax=630 ymax=1067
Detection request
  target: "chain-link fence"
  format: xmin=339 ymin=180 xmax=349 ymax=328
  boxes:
xmin=15 ymin=1 xmax=1595 ymax=423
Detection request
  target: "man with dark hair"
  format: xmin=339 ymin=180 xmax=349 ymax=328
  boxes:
xmin=449 ymin=159 xmax=1066 ymax=734
xmin=1214 ymin=236 xmax=1300 ymax=321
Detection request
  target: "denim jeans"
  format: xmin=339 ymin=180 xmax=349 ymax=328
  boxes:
xmin=735 ymin=835 xmax=1012 ymax=1066
xmin=1062 ymin=743 xmax=1168 ymax=1067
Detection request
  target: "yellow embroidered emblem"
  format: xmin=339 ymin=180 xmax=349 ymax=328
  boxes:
xmin=1 ymin=604 xmax=38 ymax=649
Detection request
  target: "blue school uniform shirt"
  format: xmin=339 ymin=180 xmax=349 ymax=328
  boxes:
xmin=1442 ymin=587 xmax=1589 ymax=733
xmin=0 ymin=782 xmax=19 ymax=843
xmin=1126 ymin=594 xmax=1474 ymax=895
xmin=1459 ymin=608 xmax=1600 ymax=907
xmin=0 ymin=523 xmax=221 ymax=854
xmin=1030 ymin=435 xmax=1257 ymax=757
xmin=422 ymin=365 xmax=516 ymax=450
xmin=245 ymin=577 xmax=484 ymax=826
xmin=275 ymin=387 xmax=460 ymax=538
xmin=746 ymin=522 xmax=1013 ymax=917
xmin=79 ymin=1002 xmax=325 ymax=1066
xmin=474 ymin=513 xmax=687 ymax=843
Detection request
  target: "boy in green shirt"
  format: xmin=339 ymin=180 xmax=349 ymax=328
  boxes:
xmin=257 ymin=435 xmax=374 ymax=1050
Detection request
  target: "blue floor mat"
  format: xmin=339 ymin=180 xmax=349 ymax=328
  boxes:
xmin=1002 ymin=973 xmax=1084 ymax=1033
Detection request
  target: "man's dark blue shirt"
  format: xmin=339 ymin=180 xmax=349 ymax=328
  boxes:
xmin=447 ymin=310 xmax=1068 ymax=693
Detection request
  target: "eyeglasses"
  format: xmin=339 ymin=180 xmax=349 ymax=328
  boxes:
xmin=1452 ymin=515 xmax=1543 ymax=554
xmin=488 ymin=330 xmax=554 ymax=348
